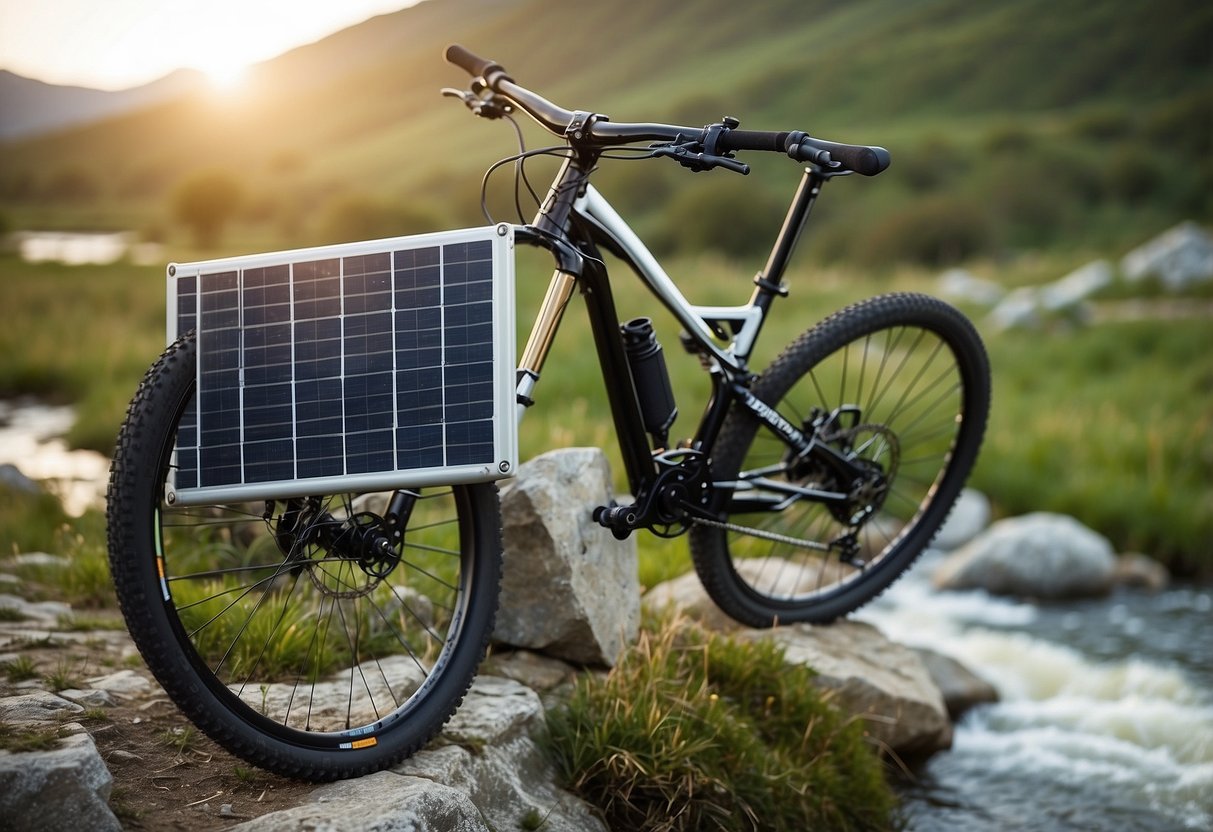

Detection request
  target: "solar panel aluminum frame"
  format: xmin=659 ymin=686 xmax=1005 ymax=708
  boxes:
xmin=164 ymin=225 xmax=517 ymax=507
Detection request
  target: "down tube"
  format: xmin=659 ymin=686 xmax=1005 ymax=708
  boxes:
xmin=575 ymin=186 xmax=744 ymax=374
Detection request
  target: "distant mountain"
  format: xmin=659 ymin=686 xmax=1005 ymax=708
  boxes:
xmin=0 ymin=68 xmax=208 ymax=139
xmin=0 ymin=0 xmax=1207 ymax=256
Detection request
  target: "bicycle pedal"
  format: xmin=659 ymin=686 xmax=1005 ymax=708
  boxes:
xmin=592 ymin=503 xmax=638 ymax=539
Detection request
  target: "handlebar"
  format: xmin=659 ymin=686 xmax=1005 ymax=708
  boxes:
xmin=443 ymin=44 xmax=891 ymax=176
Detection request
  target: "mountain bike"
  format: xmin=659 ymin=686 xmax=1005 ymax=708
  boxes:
xmin=106 ymin=46 xmax=990 ymax=780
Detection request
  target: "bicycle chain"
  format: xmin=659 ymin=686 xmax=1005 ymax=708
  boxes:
xmin=690 ymin=516 xmax=832 ymax=552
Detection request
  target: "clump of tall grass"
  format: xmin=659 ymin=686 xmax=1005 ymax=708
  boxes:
xmin=544 ymin=613 xmax=897 ymax=832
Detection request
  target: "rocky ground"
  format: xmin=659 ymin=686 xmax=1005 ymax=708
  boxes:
xmin=2 ymin=447 xmax=1166 ymax=830
xmin=0 ymin=585 xmax=318 ymax=829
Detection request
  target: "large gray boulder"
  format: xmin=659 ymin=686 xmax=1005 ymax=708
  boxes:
xmin=932 ymin=512 xmax=1116 ymax=599
xmin=932 ymin=488 xmax=992 ymax=551
xmin=748 ymin=621 xmax=952 ymax=757
xmin=0 ymin=731 xmax=121 ymax=832
xmin=495 ymin=448 xmax=640 ymax=666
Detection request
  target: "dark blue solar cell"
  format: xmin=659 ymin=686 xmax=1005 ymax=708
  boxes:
xmin=397 ymin=425 xmax=443 ymax=469
xmin=199 ymin=442 xmax=242 ymax=487
xmin=243 ymin=440 xmax=295 ymax=482
xmin=296 ymin=436 xmax=344 ymax=479
xmin=345 ymin=252 xmax=391 ymax=277
xmin=175 ymin=447 xmax=198 ymax=490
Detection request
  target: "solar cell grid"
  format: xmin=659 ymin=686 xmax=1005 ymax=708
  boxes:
xmin=166 ymin=227 xmax=515 ymax=504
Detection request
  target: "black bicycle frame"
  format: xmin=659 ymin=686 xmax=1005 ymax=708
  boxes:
xmin=516 ymin=155 xmax=865 ymax=522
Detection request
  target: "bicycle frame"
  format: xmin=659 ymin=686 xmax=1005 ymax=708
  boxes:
xmin=513 ymin=155 xmax=858 ymax=514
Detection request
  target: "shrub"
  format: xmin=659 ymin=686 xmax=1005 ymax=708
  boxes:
xmin=319 ymin=193 xmax=441 ymax=244
xmin=544 ymin=614 xmax=897 ymax=832
xmin=172 ymin=169 xmax=245 ymax=248
xmin=860 ymin=195 xmax=994 ymax=267
xmin=654 ymin=176 xmax=785 ymax=260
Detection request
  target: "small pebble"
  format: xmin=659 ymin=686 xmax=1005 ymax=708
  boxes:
xmin=220 ymin=804 xmax=235 ymax=816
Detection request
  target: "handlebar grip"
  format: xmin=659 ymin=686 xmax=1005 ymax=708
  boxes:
xmin=444 ymin=44 xmax=503 ymax=79
xmin=717 ymin=129 xmax=790 ymax=153
xmin=794 ymin=137 xmax=891 ymax=176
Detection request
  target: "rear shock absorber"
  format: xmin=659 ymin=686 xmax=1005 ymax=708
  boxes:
xmin=621 ymin=317 xmax=678 ymax=449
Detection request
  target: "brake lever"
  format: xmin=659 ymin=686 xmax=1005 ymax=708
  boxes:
xmin=651 ymin=143 xmax=750 ymax=175
xmin=440 ymin=86 xmax=513 ymax=119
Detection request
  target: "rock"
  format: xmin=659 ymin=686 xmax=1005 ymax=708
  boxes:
xmin=1122 ymin=221 xmax=1213 ymax=291
xmin=236 ymin=676 xmax=605 ymax=832
xmin=10 ymin=552 xmax=70 ymax=568
xmin=913 ymin=648 xmax=999 ymax=720
xmin=85 ymin=669 xmax=152 ymax=697
xmin=0 ymin=691 xmax=84 ymax=727
xmin=1039 ymin=260 xmax=1113 ymax=313
xmin=235 ymin=655 xmax=424 ymax=732
xmin=1112 ymin=553 xmax=1170 ymax=592
xmin=58 ymin=688 xmax=116 ymax=708
xmin=232 ymin=771 xmax=489 ymax=831
xmin=0 ymin=463 xmax=41 ymax=495
xmin=495 ymin=448 xmax=640 ymax=666
xmin=0 ymin=593 xmax=73 ymax=626
xmin=985 ymin=286 xmax=1043 ymax=331
xmin=643 ymin=567 xmax=739 ymax=632
xmin=0 ymin=730 xmax=121 ymax=832
xmin=933 ymin=512 xmax=1116 ymax=599
xmin=486 ymin=649 xmax=577 ymax=692
xmin=397 ymin=676 xmax=606 ymax=832
xmin=644 ymin=556 xmax=860 ymax=632
xmin=746 ymin=621 xmax=952 ymax=757
xmin=932 ymin=488 xmax=992 ymax=551
xmin=938 ymin=268 xmax=1005 ymax=306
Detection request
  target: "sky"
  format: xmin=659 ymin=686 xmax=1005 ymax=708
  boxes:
xmin=0 ymin=0 xmax=418 ymax=90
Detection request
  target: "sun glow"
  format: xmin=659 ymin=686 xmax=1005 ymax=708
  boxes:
xmin=201 ymin=59 xmax=249 ymax=92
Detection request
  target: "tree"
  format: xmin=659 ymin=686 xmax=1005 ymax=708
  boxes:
xmin=172 ymin=169 xmax=245 ymax=248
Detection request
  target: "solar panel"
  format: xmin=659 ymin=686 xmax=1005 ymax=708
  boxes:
xmin=165 ymin=226 xmax=516 ymax=506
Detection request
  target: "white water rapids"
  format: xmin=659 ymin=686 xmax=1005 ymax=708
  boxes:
xmin=859 ymin=550 xmax=1213 ymax=830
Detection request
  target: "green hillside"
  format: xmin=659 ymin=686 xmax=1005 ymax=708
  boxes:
xmin=1 ymin=0 xmax=1209 ymax=261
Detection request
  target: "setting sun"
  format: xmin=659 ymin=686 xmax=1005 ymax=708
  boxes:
xmin=200 ymin=59 xmax=249 ymax=91
xmin=0 ymin=1 xmax=416 ymax=91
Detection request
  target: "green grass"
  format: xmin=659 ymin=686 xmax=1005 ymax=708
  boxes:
xmin=42 ymin=657 xmax=85 ymax=692
xmin=0 ymin=720 xmax=66 ymax=753
xmin=544 ymin=612 xmax=898 ymax=831
xmin=973 ymin=318 xmax=1213 ymax=572
xmin=2 ymin=655 xmax=39 ymax=683
xmin=0 ymin=256 xmax=166 ymax=454
xmin=4 ymin=239 xmax=1211 ymax=577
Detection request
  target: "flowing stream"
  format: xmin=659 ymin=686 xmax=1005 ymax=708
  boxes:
xmin=859 ymin=549 xmax=1213 ymax=831
xmin=0 ymin=399 xmax=109 ymax=516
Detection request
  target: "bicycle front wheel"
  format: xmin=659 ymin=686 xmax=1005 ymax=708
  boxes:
xmin=690 ymin=293 xmax=989 ymax=627
xmin=106 ymin=333 xmax=502 ymax=780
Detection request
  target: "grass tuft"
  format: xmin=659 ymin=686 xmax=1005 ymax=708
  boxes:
xmin=544 ymin=613 xmax=897 ymax=832
xmin=0 ymin=720 xmax=65 ymax=753
xmin=2 ymin=655 xmax=39 ymax=682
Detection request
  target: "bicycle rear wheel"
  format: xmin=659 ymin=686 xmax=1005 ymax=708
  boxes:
xmin=107 ymin=333 xmax=502 ymax=780
xmin=690 ymin=293 xmax=989 ymax=627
